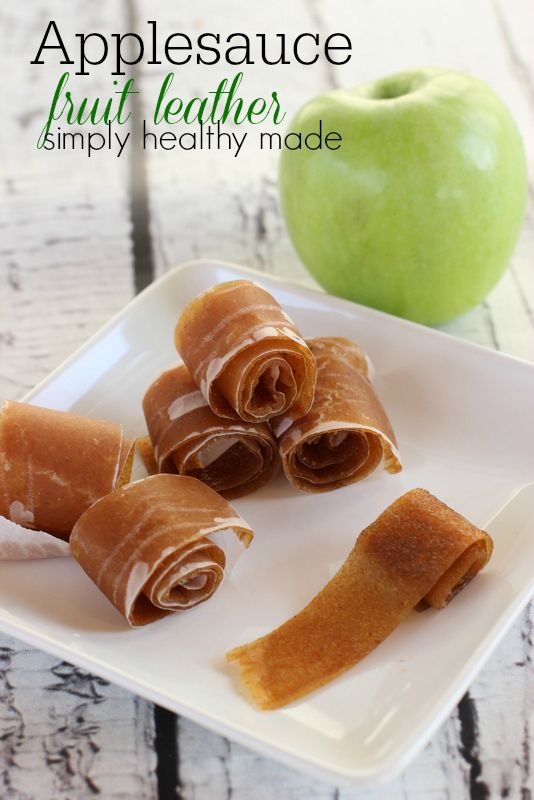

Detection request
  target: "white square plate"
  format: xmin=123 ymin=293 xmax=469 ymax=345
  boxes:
xmin=1 ymin=261 xmax=533 ymax=788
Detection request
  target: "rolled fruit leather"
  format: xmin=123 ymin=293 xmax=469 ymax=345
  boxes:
xmin=174 ymin=280 xmax=317 ymax=424
xmin=0 ymin=400 xmax=134 ymax=558
xmin=227 ymin=489 xmax=493 ymax=709
xmin=273 ymin=337 xmax=401 ymax=492
xmin=142 ymin=365 xmax=280 ymax=498
xmin=70 ymin=474 xmax=254 ymax=627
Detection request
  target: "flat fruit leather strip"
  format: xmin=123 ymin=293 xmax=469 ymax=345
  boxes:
xmin=142 ymin=365 xmax=280 ymax=499
xmin=0 ymin=401 xmax=134 ymax=555
xmin=174 ymin=280 xmax=317 ymax=424
xmin=70 ymin=474 xmax=254 ymax=627
xmin=274 ymin=337 xmax=401 ymax=492
xmin=227 ymin=489 xmax=493 ymax=709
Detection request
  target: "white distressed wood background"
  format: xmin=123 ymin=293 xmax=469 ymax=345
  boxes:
xmin=1 ymin=0 xmax=533 ymax=797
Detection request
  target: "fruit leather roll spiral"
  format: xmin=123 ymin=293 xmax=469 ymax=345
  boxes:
xmin=227 ymin=489 xmax=493 ymax=709
xmin=274 ymin=337 xmax=401 ymax=491
xmin=174 ymin=280 xmax=317 ymax=424
xmin=70 ymin=474 xmax=254 ymax=627
xmin=142 ymin=365 xmax=279 ymax=499
xmin=0 ymin=401 xmax=134 ymax=550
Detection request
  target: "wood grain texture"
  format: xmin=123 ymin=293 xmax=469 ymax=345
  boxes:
xmin=0 ymin=637 xmax=157 ymax=799
xmin=1 ymin=0 xmax=533 ymax=798
xmin=0 ymin=2 xmax=135 ymax=398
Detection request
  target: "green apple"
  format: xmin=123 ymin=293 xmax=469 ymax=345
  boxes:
xmin=279 ymin=68 xmax=527 ymax=324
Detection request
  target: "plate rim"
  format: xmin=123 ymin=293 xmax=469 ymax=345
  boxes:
xmin=20 ymin=259 xmax=534 ymax=411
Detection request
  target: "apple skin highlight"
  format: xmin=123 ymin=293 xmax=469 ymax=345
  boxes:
xmin=279 ymin=67 xmax=527 ymax=325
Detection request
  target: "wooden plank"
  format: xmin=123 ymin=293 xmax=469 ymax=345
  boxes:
xmin=0 ymin=637 xmax=156 ymax=799
xmin=137 ymin=0 xmax=330 ymax=285
xmin=487 ymin=0 xmax=534 ymax=362
xmin=0 ymin=3 xmax=158 ymax=799
xmin=0 ymin=2 xmax=136 ymax=398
